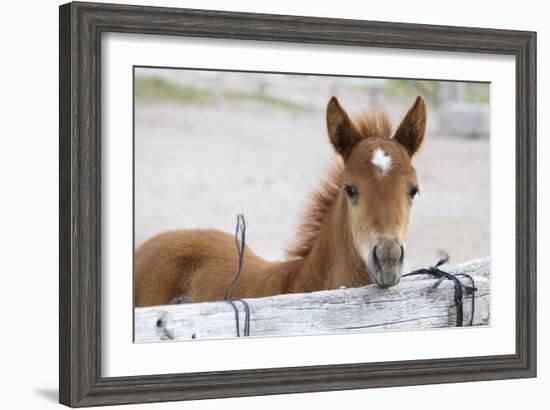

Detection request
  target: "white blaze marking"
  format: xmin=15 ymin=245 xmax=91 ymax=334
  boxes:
xmin=371 ymin=148 xmax=392 ymax=176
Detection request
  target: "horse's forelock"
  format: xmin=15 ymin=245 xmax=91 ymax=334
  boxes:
xmin=354 ymin=111 xmax=393 ymax=140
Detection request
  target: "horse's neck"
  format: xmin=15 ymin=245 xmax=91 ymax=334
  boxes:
xmin=293 ymin=194 xmax=371 ymax=292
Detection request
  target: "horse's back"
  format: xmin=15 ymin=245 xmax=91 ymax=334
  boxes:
xmin=134 ymin=229 xmax=267 ymax=306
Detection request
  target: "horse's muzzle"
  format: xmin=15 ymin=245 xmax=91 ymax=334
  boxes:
xmin=370 ymin=237 xmax=404 ymax=287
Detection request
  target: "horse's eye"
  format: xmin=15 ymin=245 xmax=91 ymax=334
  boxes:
xmin=344 ymin=184 xmax=358 ymax=199
xmin=409 ymin=185 xmax=419 ymax=199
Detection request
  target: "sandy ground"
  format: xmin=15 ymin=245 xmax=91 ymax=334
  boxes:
xmin=134 ymin=101 xmax=489 ymax=272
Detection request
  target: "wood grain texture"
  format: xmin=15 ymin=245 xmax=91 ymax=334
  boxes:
xmin=135 ymin=258 xmax=490 ymax=342
xmin=59 ymin=1 xmax=536 ymax=407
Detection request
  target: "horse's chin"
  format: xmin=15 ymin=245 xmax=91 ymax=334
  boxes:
xmin=375 ymin=278 xmax=401 ymax=288
xmin=367 ymin=263 xmax=403 ymax=288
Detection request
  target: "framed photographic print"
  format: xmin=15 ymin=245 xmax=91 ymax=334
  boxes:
xmin=59 ymin=1 xmax=536 ymax=407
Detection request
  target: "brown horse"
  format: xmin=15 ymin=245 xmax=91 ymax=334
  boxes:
xmin=135 ymin=96 xmax=426 ymax=307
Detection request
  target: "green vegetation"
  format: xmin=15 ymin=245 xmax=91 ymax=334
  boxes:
xmin=134 ymin=76 xmax=211 ymax=104
xmin=385 ymin=79 xmax=440 ymax=101
xmin=464 ymin=86 xmax=490 ymax=104
xmin=385 ymin=79 xmax=489 ymax=105
xmin=135 ymin=75 xmax=313 ymax=111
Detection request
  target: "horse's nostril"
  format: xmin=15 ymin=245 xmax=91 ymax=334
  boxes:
xmin=399 ymin=245 xmax=404 ymax=263
xmin=372 ymin=245 xmax=380 ymax=267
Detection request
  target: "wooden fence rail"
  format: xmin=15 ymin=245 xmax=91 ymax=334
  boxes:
xmin=135 ymin=257 xmax=490 ymax=342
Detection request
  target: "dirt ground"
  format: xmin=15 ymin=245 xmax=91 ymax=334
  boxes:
xmin=134 ymin=101 xmax=489 ymax=272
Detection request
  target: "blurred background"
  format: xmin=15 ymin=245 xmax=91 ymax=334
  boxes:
xmin=134 ymin=67 xmax=490 ymax=271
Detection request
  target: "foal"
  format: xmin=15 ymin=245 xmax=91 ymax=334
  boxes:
xmin=135 ymin=96 xmax=426 ymax=306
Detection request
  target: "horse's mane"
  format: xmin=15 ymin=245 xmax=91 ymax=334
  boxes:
xmin=286 ymin=111 xmax=393 ymax=259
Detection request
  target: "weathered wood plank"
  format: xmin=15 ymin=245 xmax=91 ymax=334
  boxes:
xmin=134 ymin=257 xmax=490 ymax=342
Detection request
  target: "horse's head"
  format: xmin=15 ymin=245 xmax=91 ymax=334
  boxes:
xmin=326 ymin=96 xmax=426 ymax=288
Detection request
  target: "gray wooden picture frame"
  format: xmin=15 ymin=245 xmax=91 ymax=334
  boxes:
xmin=59 ymin=1 xmax=537 ymax=407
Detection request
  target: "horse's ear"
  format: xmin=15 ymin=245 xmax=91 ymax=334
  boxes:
xmin=393 ymin=96 xmax=427 ymax=157
xmin=326 ymin=97 xmax=361 ymax=159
